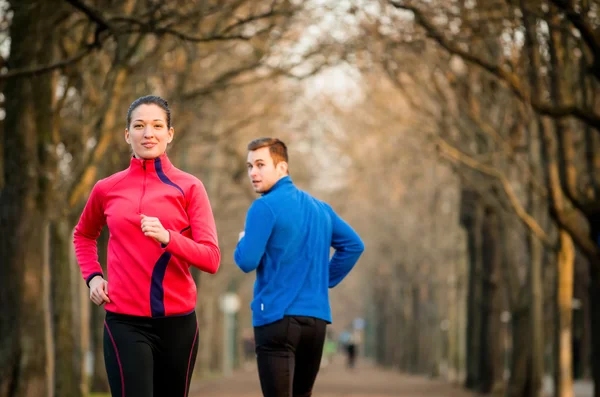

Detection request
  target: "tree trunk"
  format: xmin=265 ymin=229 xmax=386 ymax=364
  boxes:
xmin=529 ymin=223 xmax=545 ymax=397
xmin=529 ymin=112 xmax=546 ymax=397
xmin=457 ymin=256 xmax=468 ymax=383
xmin=197 ymin=294 xmax=217 ymax=376
xmin=507 ymin=306 xmax=531 ymax=397
xmin=412 ymin=284 xmax=421 ymax=373
xmin=447 ymin=269 xmax=459 ymax=382
xmin=590 ymin=258 xmax=600 ymax=397
xmin=373 ymin=281 xmax=388 ymax=365
xmin=51 ymin=220 xmax=84 ymax=397
xmin=478 ymin=207 xmax=504 ymax=394
xmin=0 ymin=1 xmax=60 ymax=395
xmin=462 ymin=190 xmax=485 ymax=390
xmin=579 ymin=276 xmax=591 ymax=379
xmin=391 ymin=281 xmax=402 ymax=368
xmin=589 ymin=214 xmax=600 ymax=397
xmin=554 ymin=230 xmax=575 ymax=397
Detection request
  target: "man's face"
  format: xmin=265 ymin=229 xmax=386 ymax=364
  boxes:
xmin=247 ymin=147 xmax=287 ymax=193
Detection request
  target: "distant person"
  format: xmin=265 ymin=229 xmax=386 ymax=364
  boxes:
xmin=73 ymin=95 xmax=220 ymax=397
xmin=345 ymin=332 xmax=357 ymax=369
xmin=234 ymin=137 xmax=365 ymax=396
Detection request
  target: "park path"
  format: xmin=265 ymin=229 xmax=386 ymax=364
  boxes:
xmin=189 ymin=358 xmax=477 ymax=397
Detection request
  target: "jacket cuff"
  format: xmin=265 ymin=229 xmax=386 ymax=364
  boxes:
xmin=86 ymin=272 xmax=104 ymax=288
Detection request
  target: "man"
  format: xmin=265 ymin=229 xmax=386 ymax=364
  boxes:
xmin=234 ymin=137 xmax=364 ymax=397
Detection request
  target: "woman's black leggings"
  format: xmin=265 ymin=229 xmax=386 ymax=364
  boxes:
xmin=254 ymin=315 xmax=327 ymax=397
xmin=103 ymin=311 xmax=199 ymax=397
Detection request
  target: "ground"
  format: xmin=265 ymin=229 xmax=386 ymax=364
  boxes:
xmin=90 ymin=357 xmax=595 ymax=396
xmin=189 ymin=358 xmax=476 ymax=397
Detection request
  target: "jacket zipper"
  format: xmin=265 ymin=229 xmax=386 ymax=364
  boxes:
xmin=138 ymin=161 xmax=147 ymax=213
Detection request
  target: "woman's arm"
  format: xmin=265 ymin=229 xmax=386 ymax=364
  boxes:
xmin=164 ymin=181 xmax=221 ymax=274
xmin=73 ymin=182 xmax=106 ymax=287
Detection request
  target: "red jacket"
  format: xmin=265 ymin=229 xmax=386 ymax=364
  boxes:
xmin=73 ymin=153 xmax=220 ymax=317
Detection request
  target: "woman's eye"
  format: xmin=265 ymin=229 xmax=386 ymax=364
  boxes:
xmin=154 ymin=124 xmax=163 ymax=129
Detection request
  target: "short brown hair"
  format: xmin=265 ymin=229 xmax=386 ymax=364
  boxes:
xmin=247 ymin=137 xmax=288 ymax=165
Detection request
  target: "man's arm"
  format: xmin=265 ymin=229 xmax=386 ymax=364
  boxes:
xmin=326 ymin=204 xmax=365 ymax=287
xmin=234 ymin=200 xmax=276 ymax=273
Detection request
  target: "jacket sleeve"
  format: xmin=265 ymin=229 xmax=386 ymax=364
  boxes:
xmin=165 ymin=181 xmax=221 ymax=274
xmin=73 ymin=182 xmax=106 ymax=287
xmin=234 ymin=199 xmax=276 ymax=273
xmin=326 ymin=204 xmax=365 ymax=288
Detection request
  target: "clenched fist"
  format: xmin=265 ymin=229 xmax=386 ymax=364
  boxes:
xmin=140 ymin=214 xmax=170 ymax=245
xmin=89 ymin=275 xmax=110 ymax=306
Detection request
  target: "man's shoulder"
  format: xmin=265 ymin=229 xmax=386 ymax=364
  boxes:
xmin=299 ymin=191 xmax=331 ymax=211
xmin=250 ymin=196 xmax=276 ymax=213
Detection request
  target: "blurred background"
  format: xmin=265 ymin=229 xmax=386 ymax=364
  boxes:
xmin=0 ymin=0 xmax=599 ymax=396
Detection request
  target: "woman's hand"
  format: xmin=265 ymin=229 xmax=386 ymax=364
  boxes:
xmin=140 ymin=214 xmax=170 ymax=245
xmin=89 ymin=275 xmax=110 ymax=306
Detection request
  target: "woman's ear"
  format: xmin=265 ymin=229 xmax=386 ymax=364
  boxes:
xmin=124 ymin=129 xmax=130 ymax=144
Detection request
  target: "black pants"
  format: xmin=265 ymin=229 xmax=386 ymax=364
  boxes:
xmin=346 ymin=344 xmax=356 ymax=368
xmin=104 ymin=311 xmax=199 ymax=397
xmin=254 ymin=315 xmax=327 ymax=397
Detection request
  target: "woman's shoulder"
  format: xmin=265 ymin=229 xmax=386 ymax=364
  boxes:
xmin=168 ymin=166 xmax=204 ymax=185
xmin=94 ymin=169 xmax=130 ymax=192
xmin=166 ymin=167 xmax=209 ymax=197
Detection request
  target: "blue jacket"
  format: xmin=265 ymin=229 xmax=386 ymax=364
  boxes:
xmin=234 ymin=176 xmax=364 ymax=326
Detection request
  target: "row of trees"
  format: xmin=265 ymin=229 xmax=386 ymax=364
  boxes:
xmin=343 ymin=1 xmax=600 ymax=397
xmin=0 ymin=1 xmax=320 ymax=395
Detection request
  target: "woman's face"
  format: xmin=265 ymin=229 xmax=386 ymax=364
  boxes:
xmin=125 ymin=104 xmax=173 ymax=159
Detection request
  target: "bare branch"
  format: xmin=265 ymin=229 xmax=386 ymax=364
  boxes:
xmin=182 ymin=62 xmax=263 ymax=100
xmin=550 ymin=0 xmax=600 ymax=80
xmin=221 ymin=8 xmax=288 ymax=35
xmin=436 ymin=137 xmax=553 ymax=247
xmin=0 ymin=41 xmax=99 ymax=80
xmin=389 ymin=1 xmax=600 ymax=131
xmin=64 ymin=0 xmax=112 ymax=32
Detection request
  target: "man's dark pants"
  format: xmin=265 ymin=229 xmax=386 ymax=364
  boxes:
xmin=254 ymin=315 xmax=327 ymax=397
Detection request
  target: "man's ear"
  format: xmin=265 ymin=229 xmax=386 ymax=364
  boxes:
xmin=278 ymin=161 xmax=289 ymax=175
xmin=124 ymin=129 xmax=130 ymax=144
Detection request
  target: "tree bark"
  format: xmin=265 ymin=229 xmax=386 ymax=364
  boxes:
xmin=589 ymin=214 xmax=600 ymax=397
xmin=462 ymin=189 xmax=485 ymax=390
xmin=0 ymin=1 xmax=60 ymax=395
xmin=51 ymin=219 xmax=84 ymax=397
xmin=554 ymin=231 xmax=575 ymax=397
xmin=478 ymin=207 xmax=504 ymax=394
xmin=507 ymin=305 xmax=531 ymax=397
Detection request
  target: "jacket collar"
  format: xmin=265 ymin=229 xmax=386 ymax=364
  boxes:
xmin=129 ymin=152 xmax=173 ymax=174
xmin=263 ymin=175 xmax=292 ymax=195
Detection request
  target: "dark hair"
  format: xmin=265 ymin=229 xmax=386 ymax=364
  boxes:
xmin=126 ymin=95 xmax=171 ymax=129
xmin=247 ymin=137 xmax=288 ymax=165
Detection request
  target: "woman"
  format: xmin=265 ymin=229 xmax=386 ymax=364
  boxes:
xmin=73 ymin=95 xmax=220 ymax=397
